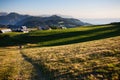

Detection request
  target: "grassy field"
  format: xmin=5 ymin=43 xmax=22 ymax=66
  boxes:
xmin=0 ymin=24 xmax=120 ymax=80
xmin=0 ymin=24 xmax=120 ymax=47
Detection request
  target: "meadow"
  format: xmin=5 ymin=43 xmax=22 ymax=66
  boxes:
xmin=0 ymin=24 xmax=120 ymax=47
xmin=0 ymin=24 xmax=120 ymax=80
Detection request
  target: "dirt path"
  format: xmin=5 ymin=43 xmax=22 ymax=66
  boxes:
xmin=0 ymin=46 xmax=47 ymax=80
xmin=19 ymin=48 xmax=46 ymax=80
xmin=0 ymin=47 xmax=33 ymax=80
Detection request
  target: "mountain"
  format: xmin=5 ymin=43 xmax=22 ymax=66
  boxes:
xmin=0 ymin=12 xmax=90 ymax=28
xmin=16 ymin=15 xmax=90 ymax=28
xmin=0 ymin=12 xmax=29 ymax=25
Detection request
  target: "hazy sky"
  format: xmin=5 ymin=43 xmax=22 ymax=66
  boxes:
xmin=0 ymin=0 xmax=120 ymax=18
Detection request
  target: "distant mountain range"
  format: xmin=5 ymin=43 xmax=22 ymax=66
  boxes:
xmin=0 ymin=12 xmax=90 ymax=28
xmin=0 ymin=12 xmax=8 ymax=16
xmin=0 ymin=12 xmax=29 ymax=25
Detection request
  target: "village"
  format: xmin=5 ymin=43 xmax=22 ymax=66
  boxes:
xmin=0 ymin=25 xmax=67 ymax=33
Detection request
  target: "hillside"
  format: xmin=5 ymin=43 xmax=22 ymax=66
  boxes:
xmin=0 ymin=36 xmax=120 ymax=80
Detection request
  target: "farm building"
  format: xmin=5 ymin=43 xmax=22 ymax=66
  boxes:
xmin=20 ymin=26 xmax=29 ymax=33
xmin=0 ymin=29 xmax=12 ymax=33
xmin=11 ymin=26 xmax=29 ymax=33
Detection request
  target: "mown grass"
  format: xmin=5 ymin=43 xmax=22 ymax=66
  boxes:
xmin=0 ymin=24 xmax=120 ymax=47
xmin=22 ymin=36 xmax=120 ymax=80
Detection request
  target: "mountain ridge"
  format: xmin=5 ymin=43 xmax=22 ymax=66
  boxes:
xmin=0 ymin=12 xmax=90 ymax=28
xmin=0 ymin=12 xmax=29 ymax=25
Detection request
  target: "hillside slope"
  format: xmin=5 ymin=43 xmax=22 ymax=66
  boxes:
xmin=0 ymin=36 xmax=119 ymax=80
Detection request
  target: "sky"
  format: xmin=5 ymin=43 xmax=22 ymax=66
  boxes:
xmin=0 ymin=0 xmax=120 ymax=20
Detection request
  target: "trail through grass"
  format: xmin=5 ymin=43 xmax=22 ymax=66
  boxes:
xmin=0 ymin=47 xmax=46 ymax=80
xmin=22 ymin=36 xmax=120 ymax=80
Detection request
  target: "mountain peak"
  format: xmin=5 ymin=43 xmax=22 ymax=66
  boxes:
xmin=0 ymin=12 xmax=29 ymax=25
xmin=50 ymin=15 xmax=61 ymax=18
xmin=7 ymin=12 xmax=20 ymax=17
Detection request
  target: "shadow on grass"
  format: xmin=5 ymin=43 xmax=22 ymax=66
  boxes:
xmin=44 ymin=29 xmax=120 ymax=47
xmin=0 ymin=24 xmax=120 ymax=47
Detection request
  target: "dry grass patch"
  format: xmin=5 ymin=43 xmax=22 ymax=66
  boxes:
xmin=22 ymin=36 xmax=120 ymax=80
xmin=0 ymin=47 xmax=34 ymax=80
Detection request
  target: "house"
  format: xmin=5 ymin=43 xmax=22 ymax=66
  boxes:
xmin=0 ymin=29 xmax=12 ymax=33
xmin=9 ymin=26 xmax=29 ymax=33
xmin=2 ymin=25 xmax=29 ymax=33
xmin=20 ymin=26 xmax=29 ymax=33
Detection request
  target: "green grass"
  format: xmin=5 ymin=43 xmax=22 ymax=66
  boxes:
xmin=0 ymin=24 xmax=120 ymax=47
